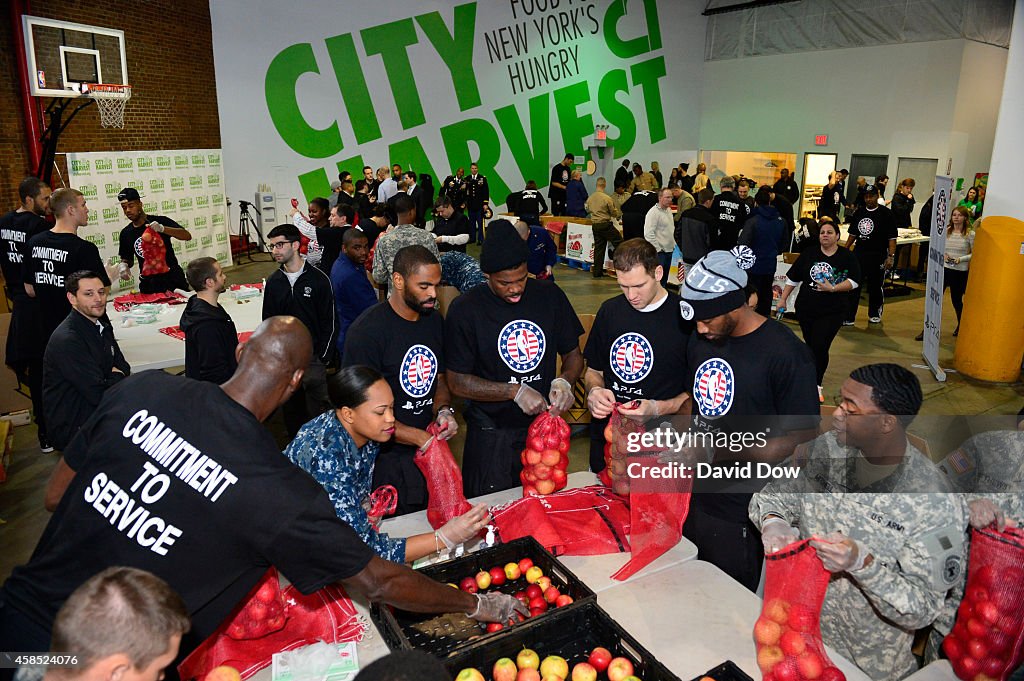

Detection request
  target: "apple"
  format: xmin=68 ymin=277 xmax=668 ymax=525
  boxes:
xmin=966 ymin=585 xmax=990 ymax=604
xmin=517 ymin=649 xmax=540 ymax=670
xmin=763 ymin=598 xmax=790 ymax=625
xmin=455 ymin=669 xmax=486 ymax=681
xmin=544 ymin=586 xmax=560 ymax=604
xmin=529 ymin=436 xmax=546 ymax=453
xmin=557 ymin=438 xmax=570 ymax=454
xmin=620 ymin=678 xmax=642 ymax=681
xmin=774 ymin=661 xmax=798 ymax=681
xmin=797 ymin=652 xmax=823 ymax=680
xmin=540 ymin=656 xmax=569 ymax=680
xmin=966 ymin=617 xmax=988 ymax=638
xmin=525 ymin=566 xmax=544 ymax=584
xmin=960 ymin=655 xmax=981 ymax=678
xmin=529 ymin=596 xmax=548 ymax=612
xmin=983 ymin=656 xmax=1007 ymax=677
xmin=536 ymin=479 xmax=556 ymax=495
xmin=459 ymin=576 xmax=478 ymax=593
xmin=490 ymin=566 xmax=508 ymax=586
xmin=606 ymin=657 xmax=635 ymax=681
xmin=519 ymin=558 xmax=535 ymax=573
xmin=204 ymin=666 xmax=242 ymax=681
xmin=247 ymin=601 xmax=268 ymax=620
xmin=753 ymin=617 xmax=783 ymax=646
xmin=476 ymin=570 xmax=492 ymax=590
xmin=533 ymin=464 xmax=552 ymax=480
xmin=552 ymin=469 xmax=567 ymax=486
xmin=976 ymin=600 xmax=999 ymax=625
xmin=514 ymin=590 xmax=529 ymax=605
xmin=787 ymin=605 xmax=817 ymax=633
xmin=780 ymin=630 xmax=806 ymax=657
xmin=555 ymin=594 xmax=574 ymax=607
xmin=526 ymin=449 xmax=543 ymax=465
xmin=530 ymin=607 xmax=546 ymax=618
xmin=493 ymin=658 xmax=518 ymax=681
xmin=505 ymin=562 xmax=523 ymax=580
xmin=536 ymin=576 xmax=553 ymax=592
xmin=988 ymin=629 xmax=1012 ymax=653
xmin=975 ymin=565 xmax=997 ymax=588
xmin=588 ymin=647 xmax=612 ymax=673
xmin=967 ymin=638 xmax=988 ymax=660
xmin=818 ymin=667 xmax=845 ymax=681
xmin=540 ymin=449 xmax=560 ymax=466
xmin=570 ymin=662 xmax=597 ymax=681
xmin=227 ymin=623 xmax=246 ymax=639
xmin=541 ymin=676 xmax=563 ymax=681
xmin=486 ymin=622 xmax=505 ymax=633
xmin=525 ymin=584 xmax=543 ymax=600
xmin=942 ymin=635 xmax=964 ymax=660
xmin=517 ymin=671 xmax=541 ymax=681
xmin=757 ymin=645 xmax=785 ymax=672
xmin=604 ymin=423 xmax=614 ymax=441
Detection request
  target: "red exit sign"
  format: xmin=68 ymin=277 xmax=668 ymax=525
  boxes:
xmin=815 ymin=134 xmax=829 ymax=146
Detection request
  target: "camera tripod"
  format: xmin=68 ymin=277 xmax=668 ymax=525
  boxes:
xmin=237 ymin=200 xmax=266 ymax=261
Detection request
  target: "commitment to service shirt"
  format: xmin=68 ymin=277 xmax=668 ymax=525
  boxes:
xmin=23 ymin=230 xmax=110 ymax=342
xmin=343 ymin=302 xmax=445 ymax=431
xmin=585 ymin=292 xmax=691 ymax=403
xmin=786 ymin=246 xmax=862 ymax=318
xmin=119 ymin=215 xmax=183 ymax=277
xmin=445 ymin=279 xmax=583 ymax=428
xmin=848 ymin=205 xmax=897 ymax=252
xmin=0 ymin=210 xmax=49 ymax=289
xmin=0 ymin=372 xmax=374 ymax=644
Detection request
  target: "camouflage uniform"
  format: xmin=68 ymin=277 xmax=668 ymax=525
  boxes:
xmin=926 ymin=429 xmax=1024 ymax=661
xmin=750 ymin=431 xmax=967 ymax=681
xmin=371 ymin=225 xmax=441 ymax=296
xmin=282 ymin=411 xmax=406 ymax=563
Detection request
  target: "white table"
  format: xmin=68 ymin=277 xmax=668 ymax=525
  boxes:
xmin=905 ymin=660 xmax=955 ymax=681
xmin=597 ymin=560 xmax=872 ymax=681
xmin=107 ymin=289 xmax=265 ymax=372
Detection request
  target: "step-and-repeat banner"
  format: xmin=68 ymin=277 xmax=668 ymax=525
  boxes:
xmin=67 ymin=149 xmax=233 ymax=292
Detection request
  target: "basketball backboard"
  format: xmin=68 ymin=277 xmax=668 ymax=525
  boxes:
xmin=22 ymin=15 xmax=127 ymax=97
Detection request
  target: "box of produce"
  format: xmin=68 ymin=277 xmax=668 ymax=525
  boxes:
xmin=372 ymin=536 xmax=596 ymax=657
xmin=690 ymin=661 xmax=754 ymax=681
xmin=446 ymin=601 xmax=681 ymax=681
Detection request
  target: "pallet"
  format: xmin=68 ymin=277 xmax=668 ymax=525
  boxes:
xmin=558 ymin=256 xmax=591 ymax=272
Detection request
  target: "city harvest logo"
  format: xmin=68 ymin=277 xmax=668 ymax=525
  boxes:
xmin=174 ymin=155 xmax=190 ymax=169
xmin=399 ymin=345 xmax=438 ymax=398
xmin=201 ymin=234 xmax=213 ymax=247
xmin=95 ymin=158 xmax=114 ymax=174
xmin=211 ymin=193 xmax=225 ymax=205
xmin=149 ymin=178 xmax=166 ymax=193
xmin=161 ymin=199 xmax=177 ymax=212
xmin=84 ymin=232 xmax=105 ymax=248
xmin=207 ymin=153 xmax=220 ymax=166
xmin=207 ymin=174 xmax=221 ymax=187
xmin=196 ymin=195 xmax=210 ymax=209
xmin=79 ymin=184 xmax=99 ymax=200
xmin=116 ymin=158 xmax=134 ymax=172
xmin=189 ymin=175 xmax=204 ymax=189
xmin=215 ymin=231 xmax=228 ymax=243
xmin=186 ymin=239 xmax=199 ymax=252
xmin=215 ymin=250 xmax=228 ymax=261
xmin=106 ymin=183 xmax=124 ymax=198
xmin=71 ymin=159 xmax=90 ymax=174
xmin=137 ymin=156 xmax=154 ymax=171
xmin=693 ymin=358 xmax=735 ymax=418
xmin=178 ymin=197 xmax=194 ymax=211
xmin=156 ymin=155 xmax=171 ymax=169
xmin=102 ymin=206 xmax=121 ymax=223
xmin=109 ymin=230 xmax=121 ymax=243
xmin=87 ymin=209 xmax=98 ymax=225
xmin=193 ymin=215 xmax=208 ymax=229
xmin=170 ymin=177 xmax=185 ymax=191
xmin=609 ymin=333 xmax=654 ymax=384
xmin=143 ymin=201 xmax=157 ymax=214
xmin=212 ymin=213 xmax=225 ymax=226
xmin=498 ymin=320 xmax=546 ymax=373
xmin=191 ymin=154 xmax=206 ymax=167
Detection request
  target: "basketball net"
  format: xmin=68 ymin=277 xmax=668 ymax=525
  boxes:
xmin=85 ymin=84 xmax=131 ymax=128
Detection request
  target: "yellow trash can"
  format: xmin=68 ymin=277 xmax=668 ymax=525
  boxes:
xmin=954 ymin=216 xmax=1024 ymax=382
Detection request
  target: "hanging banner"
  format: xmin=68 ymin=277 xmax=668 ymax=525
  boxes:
xmin=66 ymin=149 xmax=233 ymax=293
xmin=923 ymin=175 xmax=953 ymax=381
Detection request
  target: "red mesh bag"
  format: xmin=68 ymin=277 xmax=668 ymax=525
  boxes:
xmin=943 ymin=526 xmax=1024 ymax=681
xmin=519 ymin=412 xmax=571 ymax=496
xmin=140 ymin=226 xmax=170 ymax=277
xmin=365 ymin=484 xmax=398 ymax=530
xmin=491 ymin=485 xmax=631 ymax=556
xmin=223 ymin=568 xmax=288 ymax=641
xmin=414 ymin=422 xmax=472 ymax=529
xmin=602 ymin=403 xmax=646 ymax=497
xmin=178 ymin=581 xmax=366 ymax=680
xmin=754 ymin=539 xmax=846 ymax=681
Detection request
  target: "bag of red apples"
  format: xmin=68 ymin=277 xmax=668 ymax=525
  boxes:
xmin=140 ymin=225 xmax=170 ymax=277
xmin=597 ymin=404 xmax=645 ymax=497
xmin=943 ymin=526 xmax=1024 ymax=681
xmin=519 ymin=411 xmax=571 ymax=496
xmin=755 ymin=539 xmax=847 ymax=681
xmin=414 ymin=422 xmax=472 ymax=529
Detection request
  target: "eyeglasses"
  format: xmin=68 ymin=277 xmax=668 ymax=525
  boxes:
xmin=268 ymin=241 xmax=293 ymax=250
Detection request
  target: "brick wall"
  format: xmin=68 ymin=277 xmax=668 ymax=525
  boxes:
xmin=0 ymin=0 xmax=220 ymax=202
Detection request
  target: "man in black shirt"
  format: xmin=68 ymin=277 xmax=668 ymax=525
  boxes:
xmin=117 ymin=188 xmax=191 ymax=293
xmin=317 ymin=203 xmax=352 ymax=275
xmin=1 ymin=177 xmax=52 ymax=451
xmin=584 ymin=239 xmax=692 ymax=472
xmin=711 ymin=176 xmax=751 ymax=250
xmin=43 ymin=270 xmax=130 ymax=451
xmin=464 ymin=163 xmax=490 ymax=245
xmin=843 ymin=184 xmax=898 ymax=325
xmin=263 ymin=224 xmax=337 ymax=436
xmin=548 ymin=153 xmax=573 ymax=217
xmin=344 ymin=246 xmax=456 ymax=515
xmin=403 ymin=172 xmax=428 ymax=228
xmin=179 ymin=257 xmax=237 ymax=384
xmin=445 ymin=221 xmax=584 ymax=496
xmin=678 ymin=250 xmax=819 ymax=591
xmin=431 ymin=196 xmax=471 ymax=253
xmin=614 ymin=159 xmax=631 ymax=191
xmin=511 ymin=180 xmax=548 ymax=224
xmin=0 ymin=317 xmax=524 ymax=666
xmin=439 ymin=167 xmax=466 ymax=212
xmin=675 ymin=188 xmax=716 ymax=266
xmin=772 ymin=168 xmax=800 ymax=205
xmin=679 ymin=163 xmax=695 ymax=194
xmin=619 ymin=190 xmax=658 ymax=241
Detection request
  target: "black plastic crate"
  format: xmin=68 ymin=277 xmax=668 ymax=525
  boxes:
xmin=443 ymin=601 xmax=682 ymax=681
xmin=691 ymin=661 xmax=754 ymax=681
xmin=371 ymin=536 xmax=596 ymax=658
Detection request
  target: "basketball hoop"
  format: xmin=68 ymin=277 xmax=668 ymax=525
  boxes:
xmin=84 ymin=83 xmax=131 ymax=128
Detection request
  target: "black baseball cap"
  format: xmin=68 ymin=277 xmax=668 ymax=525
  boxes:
xmin=863 ymin=184 xmax=879 ymax=195
xmin=117 ymin=187 xmax=141 ymax=202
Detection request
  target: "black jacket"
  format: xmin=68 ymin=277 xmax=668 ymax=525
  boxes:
xmin=179 ymin=295 xmax=239 ymax=384
xmin=43 ymin=310 xmax=130 ymax=450
xmin=263 ymin=260 xmax=338 ymax=364
xmin=890 ymin=192 xmax=915 ymax=229
xmin=674 ymin=204 xmax=716 ymax=264
xmin=433 ymin=212 xmax=472 ymax=253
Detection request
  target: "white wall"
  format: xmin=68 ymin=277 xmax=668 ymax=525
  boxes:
xmin=984 ymin=1 xmax=1024 ymax=221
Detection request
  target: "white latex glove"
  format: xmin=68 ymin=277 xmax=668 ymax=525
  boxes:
xmin=147 ymin=221 xmax=165 ymax=233
xmin=969 ymin=498 xmax=1013 ymax=531
xmin=761 ymin=516 xmax=800 ymax=554
xmin=468 ymin=591 xmax=530 ymax=623
xmin=618 ymin=399 xmax=660 ymax=421
xmin=118 ymin=262 xmax=131 ymax=281
xmin=437 ymin=503 xmax=489 ymax=548
xmin=587 ymin=387 xmax=616 ymax=419
xmin=811 ymin=532 xmax=869 ymax=573
xmin=434 ymin=409 xmax=458 ymax=440
xmin=514 ymin=384 xmax=547 ymax=415
xmin=548 ymin=377 xmax=574 ymax=414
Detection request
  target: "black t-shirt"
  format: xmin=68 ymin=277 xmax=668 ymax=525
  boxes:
xmin=316 ymin=225 xmax=346 ymax=275
xmin=343 ymin=302 xmax=446 ymax=430
xmin=433 ymin=212 xmax=471 ymax=253
xmin=0 ymin=210 xmax=49 ymax=289
xmin=711 ymin=191 xmax=751 ymax=249
xmin=24 ymin=230 xmax=110 ymax=342
xmin=848 ymin=205 xmax=897 ymax=252
xmin=0 ymin=371 xmax=374 ymax=644
xmin=817 ymin=184 xmax=842 ymax=218
xmin=786 ymin=246 xmax=862 ymax=318
xmin=445 ymin=279 xmax=583 ymax=428
xmin=548 ymin=164 xmax=569 ymax=201
xmin=686 ymin=320 xmax=819 ymax=518
xmin=584 ymin=292 xmax=691 ymax=403
xmin=119 ymin=215 xmax=184 ymax=278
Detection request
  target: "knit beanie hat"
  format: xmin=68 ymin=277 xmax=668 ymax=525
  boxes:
xmin=480 ymin=219 xmax=529 ymax=273
xmin=679 ymin=247 xmax=755 ymax=321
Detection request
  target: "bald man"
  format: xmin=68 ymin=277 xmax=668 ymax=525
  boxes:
xmin=0 ymin=317 xmax=524 ymax=669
